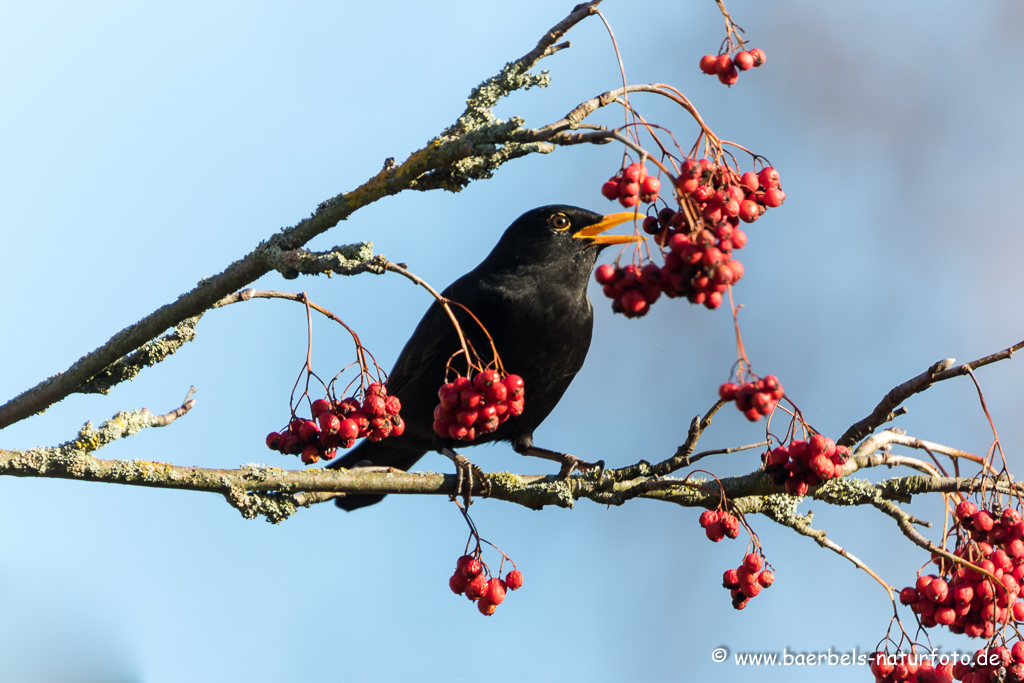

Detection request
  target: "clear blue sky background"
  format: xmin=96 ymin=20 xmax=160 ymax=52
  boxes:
xmin=2 ymin=1 xmax=1023 ymax=682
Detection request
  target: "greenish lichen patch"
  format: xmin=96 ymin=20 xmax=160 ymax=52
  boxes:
xmin=489 ymin=471 xmax=527 ymax=497
xmin=814 ymin=477 xmax=881 ymax=506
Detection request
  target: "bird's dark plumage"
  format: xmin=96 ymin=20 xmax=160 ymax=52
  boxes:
xmin=329 ymin=205 xmax=639 ymax=510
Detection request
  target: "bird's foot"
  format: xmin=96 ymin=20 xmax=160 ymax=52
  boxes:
xmin=440 ymin=447 xmax=491 ymax=507
xmin=556 ymin=454 xmax=605 ymax=480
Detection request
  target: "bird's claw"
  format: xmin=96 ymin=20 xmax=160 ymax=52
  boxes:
xmin=442 ymin=448 xmax=490 ymax=507
xmin=557 ymin=455 xmax=605 ymax=480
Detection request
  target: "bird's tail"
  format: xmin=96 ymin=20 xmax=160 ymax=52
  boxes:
xmin=326 ymin=439 xmax=427 ymax=511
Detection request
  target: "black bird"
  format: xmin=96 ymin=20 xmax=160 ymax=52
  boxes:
xmin=329 ymin=205 xmax=641 ymax=511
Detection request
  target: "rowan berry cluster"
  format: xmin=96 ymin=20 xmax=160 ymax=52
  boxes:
xmin=698 ymin=48 xmax=766 ymax=85
xmin=448 ymin=554 xmax=524 ymax=616
xmin=699 ymin=509 xmax=741 ymax=542
xmin=718 ymin=375 xmax=785 ymax=421
xmin=265 ymin=382 xmax=404 ymax=464
xmin=762 ymin=434 xmax=849 ymax=496
xmin=675 ymin=160 xmax=785 ymax=229
xmin=897 ymin=504 xmax=1024 ymax=640
xmin=596 ymin=159 xmax=783 ymax=316
xmin=722 ymin=553 xmax=774 ymax=610
xmin=594 ymin=263 xmax=662 ymax=318
xmin=433 ymin=369 xmax=525 ymax=442
xmin=601 ymin=162 xmax=661 ymax=207
xmin=868 ymin=652 xmax=955 ymax=683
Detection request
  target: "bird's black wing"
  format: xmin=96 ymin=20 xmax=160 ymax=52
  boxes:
xmin=328 ymin=275 xmax=482 ymax=511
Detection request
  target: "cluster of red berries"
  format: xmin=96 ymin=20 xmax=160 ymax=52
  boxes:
xmin=600 ymin=162 xmax=661 ymax=208
xmin=594 ymin=263 xmax=663 ymax=318
xmin=870 ymin=646 xmax=1024 ymax=683
xmin=698 ymin=48 xmax=766 ymax=85
xmin=699 ymin=509 xmax=741 ymax=542
xmin=594 ymin=160 xmax=783 ymax=316
xmin=718 ymin=375 xmax=785 ymax=421
xmin=448 ymin=554 xmax=524 ymax=616
xmin=762 ymin=434 xmax=849 ymax=496
xmin=265 ymin=382 xmax=404 ymax=464
xmin=433 ymin=370 xmax=525 ymax=442
xmin=898 ymin=503 xmax=1024 ymax=639
xmin=675 ymin=160 xmax=785 ymax=228
xmin=722 ymin=553 xmax=774 ymax=610
xmin=868 ymin=652 xmax=955 ymax=683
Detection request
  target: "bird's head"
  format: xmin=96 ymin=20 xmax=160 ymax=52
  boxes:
xmin=484 ymin=205 xmax=644 ymax=274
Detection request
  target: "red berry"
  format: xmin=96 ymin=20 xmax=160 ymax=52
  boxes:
xmin=762 ymin=187 xmax=785 ymax=207
xmin=973 ymin=510 xmax=995 ymax=532
xmin=620 ymin=289 xmax=646 ymax=314
xmin=595 ymin=263 xmax=616 ymax=285
xmin=296 ymin=419 xmax=320 ymax=443
xmin=618 ymin=194 xmax=639 ymax=208
xmin=715 ymin=54 xmax=734 ymax=73
xmin=955 ymin=500 xmax=978 ymax=521
xmin=734 ymin=50 xmax=754 ymax=71
xmin=743 ymin=553 xmax=763 ymax=573
xmin=485 ymin=578 xmax=507 ymax=605
xmin=720 ymin=512 xmax=740 ymax=539
xmin=465 ymin=574 xmax=488 ymax=600
xmin=750 ymin=48 xmax=766 ymax=66
xmin=477 ymin=599 xmax=497 ymax=616
xmin=363 ymin=394 xmax=386 ymax=417
xmin=701 ymin=246 xmax=724 ymax=268
xmin=459 ymin=387 xmax=483 ymax=409
xmin=718 ymin=382 xmax=739 ymax=401
xmin=699 ymin=54 xmax=719 ymax=75
xmin=622 ymin=163 xmax=647 ymax=184
xmin=449 ymin=572 xmax=469 ymax=595
xmin=738 ymin=199 xmax=760 ymax=223
xmin=454 ymin=407 xmax=478 ymax=427
xmin=601 ymin=178 xmax=620 ymax=200
xmin=457 ymin=555 xmax=482 ymax=577
xmin=503 ymin=375 xmax=525 ymax=400
xmin=757 ymin=570 xmax=775 ymax=588
xmin=698 ymin=510 xmax=719 ymax=527
xmin=757 ymin=167 xmax=781 ymax=189
xmin=300 ymin=444 xmax=320 ymax=464
xmin=318 ymin=411 xmax=341 ymax=435
xmin=311 ymin=399 xmax=332 ymax=416
xmin=505 ymin=570 xmax=523 ymax=590
xmin=390 ymin=416 xmax=405 ymax=437
xmin=265 ymin=431 xmax=282 ymax=451
xmin=472 ymin=369 xmax=500 ymax=391
xmin=384 ymin=395 xmax=401 ymax=415
xmin=336 ymin=418 xmax=359 ymax=441
xmin=740 ymin=582 xmax=761 ymax=598
xmin=924 ymin=577 xmax=949 ymax=603
xmin=640 ymin=176 xmax=661 ymax=202
xmin=730 ymin=228 xmax=747 ymax=249
xmin=705 ymin=521 xmax=725 ymax=542
xmin=506 ymin=397 xmax=525 ymax=417
xmin=723 ymin=569 xmax=740 ymax=588
xmin=717 ymin=65 xmax=739 ymax=86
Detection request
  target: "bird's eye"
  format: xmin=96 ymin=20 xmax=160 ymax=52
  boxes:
xmin=548 ymin=213 xmax=571 ymax=231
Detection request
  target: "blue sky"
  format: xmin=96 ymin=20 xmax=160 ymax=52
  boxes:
xmin=2 ymin=1 xmax=1023 ymax=681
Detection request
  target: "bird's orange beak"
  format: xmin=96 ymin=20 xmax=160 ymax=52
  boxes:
xmin=573 ymin=212 xmax=645 ymax=245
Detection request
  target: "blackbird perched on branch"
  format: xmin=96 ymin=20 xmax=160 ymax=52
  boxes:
xmin=329 ymin=205 xmax=641 ymax=510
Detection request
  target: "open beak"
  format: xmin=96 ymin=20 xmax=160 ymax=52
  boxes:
xmin=573 ymin=212 xmax=645 ymax=245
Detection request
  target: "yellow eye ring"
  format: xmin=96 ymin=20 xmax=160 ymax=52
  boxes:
xmin=548 ymin=213 xmax=571 ymax=231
